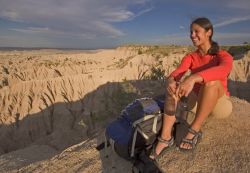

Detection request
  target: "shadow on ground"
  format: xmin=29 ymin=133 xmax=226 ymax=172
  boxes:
xmin=228 ymin=79 xmax=250 ymax=102
xmin=0 ymin=75 xmax=249 ymax=172
xmin=0 ymin=79 xmax=165 ymax=172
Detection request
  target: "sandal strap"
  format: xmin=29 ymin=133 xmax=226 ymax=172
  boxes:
xmin=180 ymin=130 xmax=202 ymax=149
xmin=182 ymin=138 xmax=193 ymax=144
xmin=188 ymin=128 xmax=202 ymax=137
xmin=181 ymin=138 xmax=196 ymax=149
xmin=149 ymin=137 xmax=174 ymax=160
xmin=157 ymin=136 xmax=174 ymax=146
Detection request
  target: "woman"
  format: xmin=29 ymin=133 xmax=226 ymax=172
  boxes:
xmin=150 ymin=17 xmax=233 ymax=159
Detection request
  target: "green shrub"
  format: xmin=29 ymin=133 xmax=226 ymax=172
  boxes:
xmin=144 ymin=66 xmax=165 ymax=80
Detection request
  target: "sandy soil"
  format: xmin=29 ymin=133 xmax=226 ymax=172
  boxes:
xmin=0 ymin=45 xmax=249 ymax=173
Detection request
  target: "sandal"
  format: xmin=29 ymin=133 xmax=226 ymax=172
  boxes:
xmin=149 ymin=136 xmax=174 ymax=160
xmin=179 ymin=128 xmax=202 ymax=151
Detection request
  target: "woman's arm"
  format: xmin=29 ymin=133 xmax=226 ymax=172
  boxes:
xmin=168 ymin=53 xmax=193 ymax=97
xmin=196 ymin=51 xmax=233 ymax=82
xmin=176 ymin=74 xmax=203 ymax=97
xmin=169 ymin=54 xmax=192 ymax=81
xmin=176 ymin=50 xmax=233 ymax=97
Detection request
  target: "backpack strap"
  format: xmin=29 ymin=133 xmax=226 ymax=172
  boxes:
xmin=131 ymin=122 xmax=151 ymax=157
xmin=132 ymin=113 xmax=161 ymax=135
xmin=104 ymin=132 xmax=109 ymax=157
xmin=132 ymin=114 xmax=157 ymax=125
xmin=130 ymin=126 xmax=152 ymax=157
xmin=130 ymin=127 xmax=138 ymax=157
xmin=132 ymin=150 xmax=164 ymax=173
xmin=152 ymin=113 xmax=162 ymax=133
xmin=130 ymin=113 xmax=162 ymax=157
xmin=103 ymin=131 xmax=117 ymax=169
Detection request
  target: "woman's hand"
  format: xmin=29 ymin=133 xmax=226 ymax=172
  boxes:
xmin=176 ymin=74 xmax=203 ymax=97
xmin=166 ymin=77 xmax=178 ymax=99
xmin=177 ymin=78 xmax=195 ymax=97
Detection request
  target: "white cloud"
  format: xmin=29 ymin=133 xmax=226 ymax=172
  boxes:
xmin=134 ymin=7 xmax=154 ymax=18
xmin=151 ymin=33 xmax=190 ymax=45
xmin=0 ymin=35 xmax=54 ymax=47
xmin=214 ymin=16 xmax=250 ymax=28
xmin=179 ymin=26 xmax=185 ymax=30
xmin=10 ymin=27 xmax=49 ymax=33
xmin=187 ymin=0 xmax=250 ymax=10
xmin=227 ymin=0 xmax=250 ymax=10
xmin=2 ymin=10 xmax=19 ymax=20
xmin=0 ymin=0 xmax=152 ymax=38
xmin=149 ymin=32 xmax=250 ymax=46
xmin=215 ymin=32 xmax=250 ymax=39
xmin=92 ymin=21 xmax=125 ymax=37
xmin=102 ymin=10 xmax=134 ymax=22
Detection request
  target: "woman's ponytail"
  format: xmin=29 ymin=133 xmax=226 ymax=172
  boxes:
xmin=208 ymin=41 xmax=219 ymax=55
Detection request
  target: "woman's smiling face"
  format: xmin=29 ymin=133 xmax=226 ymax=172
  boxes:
xmin=190 ymin=23 xmax=211 ymax=47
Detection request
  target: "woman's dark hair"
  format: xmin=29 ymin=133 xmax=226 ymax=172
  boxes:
xmin=191 ymin=17 xmax=219 ymax=55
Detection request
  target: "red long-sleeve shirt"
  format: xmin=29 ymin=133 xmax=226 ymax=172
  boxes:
xmin=170 ymin=50 xmax=233 ymax=96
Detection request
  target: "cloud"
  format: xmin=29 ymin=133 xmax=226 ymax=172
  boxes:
xmin=0 ymin=0 xmax=152 ymax=38
xmin=0 ymin=35 xmax=54 ymax=47
xmin=9 ymin=27 xmax=97 ymax=39
xmin=215 ymin=32 xmax=250 ymax=39
xmin=179 ymin=26 xmax=185 ymax=30
xmin=150 ymin=32 xmax=250 ymax=46
xmin=215 ymin=32 xmax=250 ymax=44
xmin=101 ymin=10 xmax=134 ymax=22
xmin=214 ymin=16 xmax=250 ymax=28
xmin=10 ymin=27 xmax=49 ymax=33
xmin=186 ymin=0 xmax=250 ymax=10
xmin=227 ymin=0 xmax=250 ymax=10
xmin=151 ymin=33 xmax=190 ymax=45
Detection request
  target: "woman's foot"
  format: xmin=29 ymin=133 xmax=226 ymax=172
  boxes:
xmin=150 ymin=136 xmax=174 ymax=160
xmin=179 ymin=128 xmax=202 ymax=151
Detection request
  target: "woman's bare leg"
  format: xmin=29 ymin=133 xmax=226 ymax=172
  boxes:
xmin=153 ymin=114 xmax=176 ymax=155
xmin=180 ymin=80 xmax=225 ymax=149
xmin=151 ymin=90 xmax=178 ymax=157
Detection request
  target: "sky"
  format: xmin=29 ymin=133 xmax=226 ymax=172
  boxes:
xmin=0 ymin=0 xmax=250 ymax=49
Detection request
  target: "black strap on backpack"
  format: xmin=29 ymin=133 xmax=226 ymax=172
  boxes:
xmin=132 ymin=150 xmax=164 ymax=173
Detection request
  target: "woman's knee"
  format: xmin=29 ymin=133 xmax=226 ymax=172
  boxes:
xmin=203 ymin=80 xmax=225 ymax=97
xmin=204 ymin=80 xmax=222 ymax=88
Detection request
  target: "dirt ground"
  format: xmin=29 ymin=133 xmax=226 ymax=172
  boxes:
xmin=0 ymin=97 xmax=248 ymax=173
xmin=0 ymin=46 xmax=249 ymax=173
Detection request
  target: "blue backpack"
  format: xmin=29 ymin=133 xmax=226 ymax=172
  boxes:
xmin=104 ymin=97 xmax=163 ymax=160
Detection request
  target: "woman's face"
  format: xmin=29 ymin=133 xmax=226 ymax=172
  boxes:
xmin=190 ymin=23 xmax=211 ymax=47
